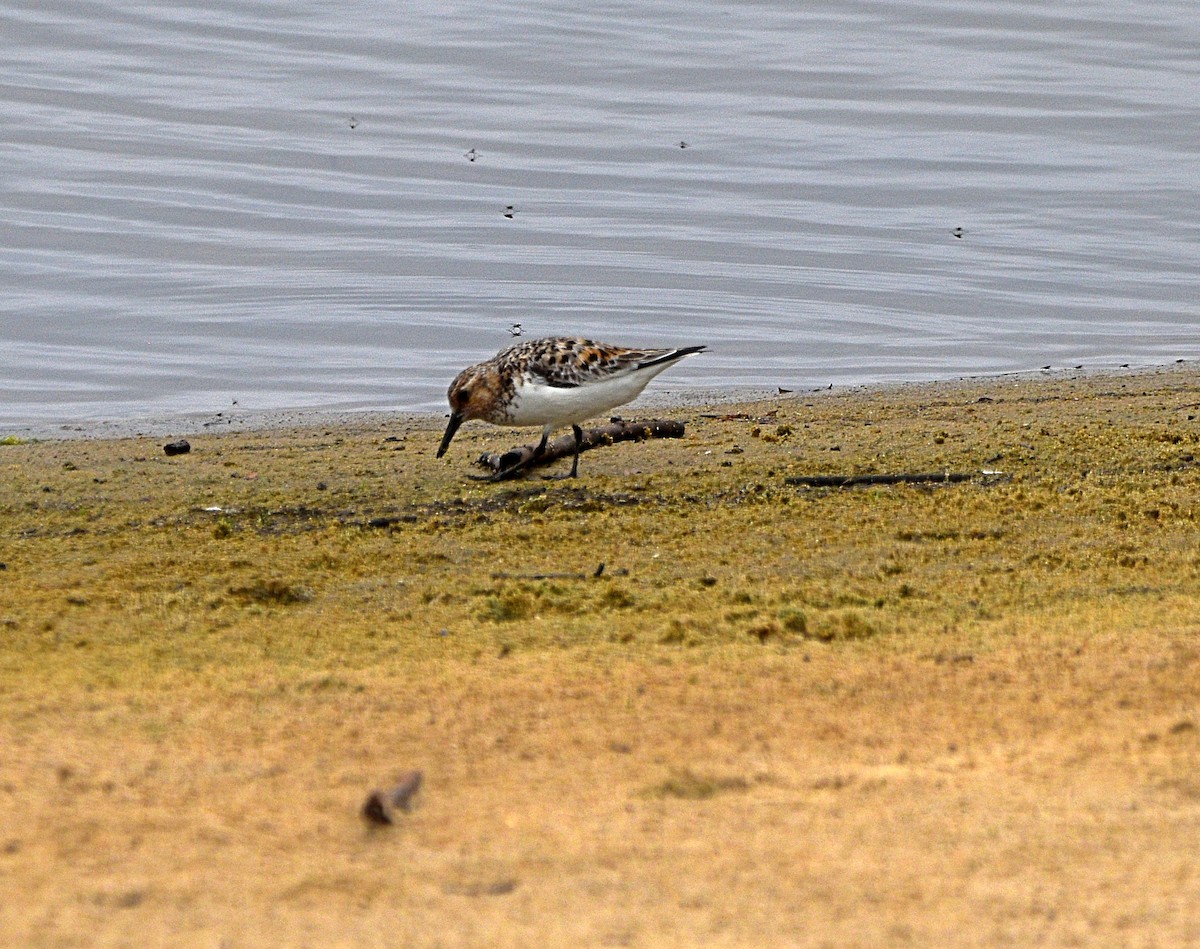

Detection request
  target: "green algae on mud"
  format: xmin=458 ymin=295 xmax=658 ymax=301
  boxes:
xmin=2 ymin=366 xmax=1200 ymax=688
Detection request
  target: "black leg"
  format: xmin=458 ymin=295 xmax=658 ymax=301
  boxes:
xmin=487 ymin=427 xmax=551 ymax=482
xmin=569 ymin=424 xmax=583 ymax=478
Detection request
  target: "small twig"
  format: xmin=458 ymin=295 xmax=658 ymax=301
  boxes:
xmin=699 ymin=409 xmax=778 ymax=421
xmin=362 ymin=770 xmax=423 ymax=825
xmin=475 ymin=419 xmax=686 ymax=478
xmin=786 ymin=471 xmax=1005 ymax=488
xmin=492 ymin=562 xmax=608 ymax=581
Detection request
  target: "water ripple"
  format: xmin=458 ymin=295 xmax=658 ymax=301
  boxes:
xmin=1 ymin=0 xmax=1198 ymax=425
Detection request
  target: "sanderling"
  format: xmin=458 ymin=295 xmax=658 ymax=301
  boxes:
xmin=437 ymin=336 xmax=706 ymax=478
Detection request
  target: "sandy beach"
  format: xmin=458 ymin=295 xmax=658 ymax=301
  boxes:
xmin=2 ymin=365 xmax=1199 ymax=947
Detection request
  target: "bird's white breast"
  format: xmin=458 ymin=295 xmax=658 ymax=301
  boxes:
xmin=504 ymin=369 xmax=657 ymax=427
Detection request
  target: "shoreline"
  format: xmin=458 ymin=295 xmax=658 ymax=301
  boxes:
xmin=3 ymin=358 xmax=1195 ymax=443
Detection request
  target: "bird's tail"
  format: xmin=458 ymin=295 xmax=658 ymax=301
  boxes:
xmin=636 ymin=345 xmax=707 ymax=370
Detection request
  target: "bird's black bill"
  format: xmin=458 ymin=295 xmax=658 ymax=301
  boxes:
xmin=437 ymin=412 xmax=463 ymax=458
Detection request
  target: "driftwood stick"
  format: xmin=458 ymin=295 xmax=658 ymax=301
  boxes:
xmin=493 ymin=562 xmax=608 ymax=581
xmin=786 ymin=471 xmax=1002 ymax=488
xmin=475 ymin=419 xmax=686 ymax=477
xmin=362 ymin=770 xmax=424 ymax=825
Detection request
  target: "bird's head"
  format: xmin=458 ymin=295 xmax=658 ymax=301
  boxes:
xmin=437 ymin=365 xmax=502 ymax=458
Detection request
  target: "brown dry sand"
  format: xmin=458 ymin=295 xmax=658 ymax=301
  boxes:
xmin=2 ymin=366 xmax=1200 ymax=947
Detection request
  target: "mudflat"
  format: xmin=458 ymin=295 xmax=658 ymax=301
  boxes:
xmin=2 ymin=367 xmax=1199 ymax=947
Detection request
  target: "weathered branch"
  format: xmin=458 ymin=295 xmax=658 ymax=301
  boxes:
xmin=786 ymin=471 xmax=1004 ymax=488
xmin=362 ymin=770 xmax=423 ymax=825
xmin=492 ymin=562 xmax=612 ymax=581
xmin=475 ymin=419 xmax=686 ymax=478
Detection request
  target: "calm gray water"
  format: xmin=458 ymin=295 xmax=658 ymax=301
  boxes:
xmin=2 ymin=0 xmax=1198 ymax=429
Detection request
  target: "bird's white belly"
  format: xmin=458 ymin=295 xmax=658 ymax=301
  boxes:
xmin=505 ymin=372 xmax=653 ymax=427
